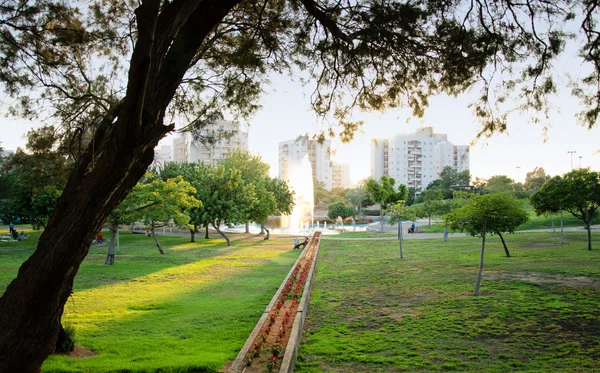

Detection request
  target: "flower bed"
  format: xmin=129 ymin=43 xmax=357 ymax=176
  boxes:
xmin=230 ymin=232 xmax=321 ymax=373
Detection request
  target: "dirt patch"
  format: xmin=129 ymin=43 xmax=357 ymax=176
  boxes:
xmin=67 ymin=345 xmax=96 ymax=359
xmin=486 ymin=272 xmax=600 ymax=288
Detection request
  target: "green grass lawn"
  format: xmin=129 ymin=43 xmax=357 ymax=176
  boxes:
xmin=0 ymin=231 xmax=301 ymax=373
xmin=296 ymin=232 xmax=600 ymax=373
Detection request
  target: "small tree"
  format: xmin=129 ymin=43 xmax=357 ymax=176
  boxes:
xmin=387 ymin=200 xmax=410 ymax=259
xmin=130 ymin=175 xmax=200 ymax=254
xmin=365 ymin=176 xmax=407 ymax=232
xmin=532 ymin=169 xmax=600 ymax=250
xmin=445 ymin=193 xmax=529 ymax=296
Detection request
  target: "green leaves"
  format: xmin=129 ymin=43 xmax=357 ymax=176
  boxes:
xmin=445 ymin=193 xmax=529 ymax=237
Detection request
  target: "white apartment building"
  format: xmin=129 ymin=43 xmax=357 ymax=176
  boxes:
xmin=170 ymin=120 xmax=248 ymax=165
xmin=153 ymin=145 xmax=173 ymax=169
xmin=370 ymin=127 xmax=470 ymax=193
xmin=279 ymin=136 xmax=333 ymax=190
xmin=332 ymin=162 xmax=352 ymax=189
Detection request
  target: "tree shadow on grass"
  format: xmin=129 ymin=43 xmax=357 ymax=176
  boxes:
xmin=43 ymin=244 xmax=301 ymax=373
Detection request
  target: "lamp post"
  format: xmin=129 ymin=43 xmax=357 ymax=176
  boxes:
xmin=516 ymin=166 xmax=521 ymax=183
xmin=579 ymin=156 xmax=582 ymax=169
xmin=567 ymin=151 xmax=576 ymax=171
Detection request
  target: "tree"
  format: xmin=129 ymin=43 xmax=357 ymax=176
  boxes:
xmin=0 ymin=127 xmax=69 ymax=228
xmin=327 ymin=200 xmax=354 ymax=220
xmin=439 ymin=166 xmax=457 ymax=189
xmin=524 ymin=167 xmax=548 ymax=192
xmin=3 ymin=0 xmax=600 ymax=370
xmin=387 ymin=199 xmax=414 ymax=259
xmin=365 ymin=175 xmax=406 ymax=232
xmin=220 ymin=149 xmax=271 ymax=233
xmin=485 ymin=175 xmax=515 ymax=194
xmin=195 ymin=164 xmax=255 ymax=246
xmin=532 ymin=169 xmax=600 ymax=250
xmin=530 ymin=175 xmax=566 ymax=244
xmin=456 ymin=170 xmax=471 ymax=188
xmin=130 ymin=175 xmax=200 ymax=254
xmin=445 ymin=193 xmax=529 ymax=295
xmin=347 ymin=185 xmax=368 ymax=217
xmin=421 ymin=189 xmax=443 ymax=227
xmin=406 ymin=187 xmax=416 ymax=206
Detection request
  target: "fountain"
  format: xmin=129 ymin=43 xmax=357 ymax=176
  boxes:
xmin=281 ymin=154 xmax=314 ymax=232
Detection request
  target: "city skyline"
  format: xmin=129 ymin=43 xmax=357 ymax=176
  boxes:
xmin=2 ymin=72 xmax=600 ymax=185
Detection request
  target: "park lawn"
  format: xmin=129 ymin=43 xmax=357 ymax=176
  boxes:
xmin=296 ymin=231 xmax=600 ymax=373
xmin=0 ymin=231 xmax=301 ymax=373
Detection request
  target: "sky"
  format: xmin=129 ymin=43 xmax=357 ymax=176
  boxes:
xmin=1 ymin=45 xmax=599 ymax=185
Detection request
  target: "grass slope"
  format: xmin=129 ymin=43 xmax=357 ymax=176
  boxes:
xmin=0 ymin=231 xmax=300 ymax=373
xmin=297 ymin=232 xmax=600 ymax=373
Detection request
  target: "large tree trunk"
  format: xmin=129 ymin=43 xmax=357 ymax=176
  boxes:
xmin=262 ymin=224 xmax=270 ymax=240
xmin=205 ymin=225 xmax=209 ymax=239
xmin=212 ymin=222 xmax=231 ymax=246
xmin=474 ymin=218 xmax=487 ymax=296
xmin=0 ymin=128 xmax=161 ymax=372
xmin=497 ymin=232 xmax=511 ymax=257
xmin=245 ymin=221 xmax=250 ymax=233
xmin=151 ymin=227 xmax=165 ymax=254
xmin=0 ymin=1 xmax=261 ymax=370
xmin=105 ymin=221 xmax=119 ymax=265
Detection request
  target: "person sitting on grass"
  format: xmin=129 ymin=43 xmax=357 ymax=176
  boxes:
xmin=96 ymin=233 xmax=104 ymax=245
xmin=18 ymin=232 xmax=24 ymax=241
xmin=11 ymin=230 xmax=18 ymax=240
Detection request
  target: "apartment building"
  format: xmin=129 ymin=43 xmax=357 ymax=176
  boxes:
xmin=279 ymin=136 xmax=333 ymax=190
xmin=169 ymin=120 xmax=248 ymax=165
xmin=370 ymin=127 xmax=469 ymax=193
xmin=332 ymin=162 xmax=352 ymax=189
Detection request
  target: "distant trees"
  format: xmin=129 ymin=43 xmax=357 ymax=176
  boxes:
xmin=347 ymin=185 xmax=368 ymax=217
xmin=0 ymin=127 xmax=68 ymax=227
xmin=327 ymin=201 xmax=354 ymax=220
xmin=524 ymin=167 xmax=548 ymax=192
xmin=532 ymin=169 xmax=600 ymax=250
xmin=445 ymin=193 xmax=529 ymax=296
xmin=159 ymin=150 xmax=294 ymax=244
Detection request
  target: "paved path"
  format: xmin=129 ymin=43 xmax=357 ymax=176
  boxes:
xmin=325 ymin=224 xmax=600 ymax=240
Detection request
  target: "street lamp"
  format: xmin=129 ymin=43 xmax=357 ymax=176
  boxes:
xmin=567 ymin=151 xmax=576 ymax=171
xmin=579 ymin=156 xmax=582 ymax=169
xmin=516 ymin=166 xmax=521 ymax=183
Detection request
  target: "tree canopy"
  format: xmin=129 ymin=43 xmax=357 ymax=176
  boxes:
xmin=3 ymin=0 xmax=600 ymax=370
xmin=444 ymin=193 xmax=529 ymax=295
xmin=531 ymin=169 xmax=600 ymax=250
